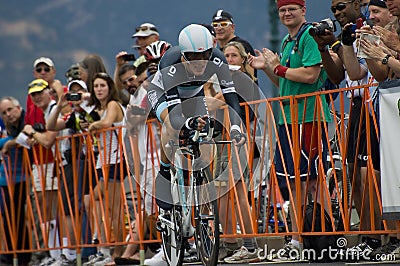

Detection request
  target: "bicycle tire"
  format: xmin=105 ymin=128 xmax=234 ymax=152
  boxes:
xmin=194 ymin=167 xmax=219 ymax=266
xmin=160 ymin=207 xmax=185 ymax=266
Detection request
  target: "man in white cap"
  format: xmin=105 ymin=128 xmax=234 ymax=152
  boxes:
xmin=131 ymin=22 xmax=160 ymax=56
xmin=26 ymin=57 xmax=64 ymax=129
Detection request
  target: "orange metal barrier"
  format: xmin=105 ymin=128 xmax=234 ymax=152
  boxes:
xmin=1 ymin=84 xmax=399 ymax=263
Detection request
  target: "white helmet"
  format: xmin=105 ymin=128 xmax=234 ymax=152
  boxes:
xmin=179 ymin=24 xmax=213 ymax=54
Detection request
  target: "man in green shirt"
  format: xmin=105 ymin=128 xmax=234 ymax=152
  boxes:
xmin=248 ymin=0 xmax=331 ymax=259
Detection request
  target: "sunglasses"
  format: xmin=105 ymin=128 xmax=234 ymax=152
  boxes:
xmin=183 ymin=49 xmax=212 ymax=62
xmin=331 ymin=0 xmax=355 ymax=13
xmin=28 ymin=82 xmax=48 ymax=89
xmin=122 ymin=75 xmax=136 ymax=85
xmin=135 ymin=26 xmax=158 ymax=32
xmin=35 ymin=66 xmax=51 ymax=73
xmin=212 ymin=21 xmax=232 ymax=28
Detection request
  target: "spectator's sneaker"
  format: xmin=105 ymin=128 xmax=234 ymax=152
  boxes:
xmin=224 ymin=246 xmax=262 ymax=264
xmin=49 ymin=255 xmax=76 ymax=266
xmin=270 ymin=242 xmax=300 ymax=261
xmin=83 ymin=253 xmax=104 ymax=266
xmin=144 ymin=248 xmax=167 ymax=266
xmin=218 ymin=242 xmax=239 ymax=262
xmin=93 ymin=255 xmax=113 ymax=266
xmin=370 ymin=239 xmax=400 ymax=261
xmin=389 ymin=240 xmax=400 ymax=260
xmin=39 ymin=257 xmax=56 ymax=266
xmin=339 ymin=242 xmax=373 ymax=262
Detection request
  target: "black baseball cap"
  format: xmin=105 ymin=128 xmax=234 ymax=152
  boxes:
xmin=212 ymin=9 xmax=234 ymax=23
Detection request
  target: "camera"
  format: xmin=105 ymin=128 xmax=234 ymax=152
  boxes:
xmin=66 ymin=93 xmax=82 ymax=101
xmin=121 ymin=54 xmax=136 ymax=61
xmin=309 ymin=18 xmax=335 ymax=37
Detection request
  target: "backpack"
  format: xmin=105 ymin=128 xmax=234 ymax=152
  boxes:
xmin=302 ymin=202 xmax=339 ymax=262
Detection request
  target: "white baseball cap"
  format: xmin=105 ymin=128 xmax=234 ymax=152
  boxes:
xmin=132 ymin=23 xmax=159 ymax=38
xmin=33 ymin=57 xmax=55 ymax=68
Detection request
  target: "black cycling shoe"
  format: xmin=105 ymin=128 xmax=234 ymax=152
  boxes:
xmin=155 ymin=171 xmax=173 ymax=210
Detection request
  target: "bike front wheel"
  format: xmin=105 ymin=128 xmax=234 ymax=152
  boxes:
xmin=194 ymin=167 xmax=219 ymax=266
xmin=160 ymin=208 xmax=185 ymax=266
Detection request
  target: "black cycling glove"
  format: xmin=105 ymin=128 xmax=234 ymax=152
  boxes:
xmin=231 ymin=129 xmax=246 ymax=145
xmin=341 ymin=26 xmax=356 ymax=46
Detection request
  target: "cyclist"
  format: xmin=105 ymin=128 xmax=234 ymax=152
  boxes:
xmin=147 ymin=24 xmax=246 ymax=210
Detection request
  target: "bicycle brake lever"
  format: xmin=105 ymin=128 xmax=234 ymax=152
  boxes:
xmin=206 ymin=117 xmax=214 ymax=141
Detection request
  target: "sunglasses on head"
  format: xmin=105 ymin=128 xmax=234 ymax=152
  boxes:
xmin=35 ymin=66 xmax=51 ymax=73
xmin=135 ymin=26 xmax=158 ymax=32
xmin=28 ymin=82 xmax=48 ymax=89
xmin=212 ymin=21 xmax=232 ymax=28
xmin=183 ymin=49 xmax=212 ymax=62
xmin=331 ymin=0 xmax=355 ymax=13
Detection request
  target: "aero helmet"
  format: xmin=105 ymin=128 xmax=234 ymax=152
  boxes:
xmin=144 ymin=40 xmax=172 ymax=61
xmin=178 ymin=24 xmax=213 ymax=54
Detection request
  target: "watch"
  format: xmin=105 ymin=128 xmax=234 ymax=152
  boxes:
xmin=382 ymin=54 xmax=392 ymax=65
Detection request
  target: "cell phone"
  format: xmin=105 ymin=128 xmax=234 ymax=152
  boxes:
xmin=121 ymin=54 xmax=136 ymax=61
xmin=66 ymin=93 xmax=81 ymax=101
xmin=350 ymin=18 xmax=364 ymax=33
xmin=130 ymin=106 xmax=146 ymax=115
xmin=356 ymin=18 xmax=363 ymax=29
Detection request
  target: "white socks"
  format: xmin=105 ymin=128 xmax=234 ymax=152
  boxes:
xmin=62 ymin=237 xmax=77 ymax=261
xmin=46 ymin=219 xmax=61 ymax=259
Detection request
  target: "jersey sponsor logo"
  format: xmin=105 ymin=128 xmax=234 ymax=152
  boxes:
xmin=147 ymin=90 xmax=158 ymax=108
xmin=220 ymin=80 xmax=234 ymax=87
xmin=167 ymin=99 xmax=181 ymax=107
xmin=212 ymin=57 xmax=223 ymax=68
xmin=166 ymin=94 xmax=178 ymax=99
xmin=167 ymin=65 xmax=177 ymax=77
xmin=222 ymin=87 xmax=236 ymax=94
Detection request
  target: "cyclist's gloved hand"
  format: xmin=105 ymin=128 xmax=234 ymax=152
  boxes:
xmin=231 ymin=129 xmax=246 ymax=146
xmin=341 ymin=26 xmax=356 ymax=46
xmin=186 ymin=115 xmax=208 ymax=131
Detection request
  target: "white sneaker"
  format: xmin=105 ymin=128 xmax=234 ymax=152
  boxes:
xmin=39 ymin=257 xmax=56 ymax=266
xmin=144 ymin=248 xmax=167 ymax=266
xmin=224 ymin=246 xmax=262 ymax=264
xmin=83 ymin=253 xmax=104 ymax=266
xmin=93 ymin=255 xmax=113 ymax=266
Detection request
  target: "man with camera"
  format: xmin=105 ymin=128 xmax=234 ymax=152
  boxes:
xmin=22 ymin=79 xmax=61 ymax=265
xmin=312 ymin=0 xmax=386 ymax=260
xmin=248 ymin=0 xmax=332 ymax=260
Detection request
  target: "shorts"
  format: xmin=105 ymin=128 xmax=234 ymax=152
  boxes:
xmin=275 ymin=123 xmax=328 ymax=200
xmin=96 ymin=164 xmax=123 ymax=182
xmin=357 ymin=114 xmax=380 ymax=170
xmin=59 ymin=164 xmax=76 ymax=216
xmin=32 ymin=162 xmax=58 ymax=191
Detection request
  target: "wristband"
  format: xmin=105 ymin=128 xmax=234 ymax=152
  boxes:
xmin=274 ymin=65 xmax=289 ymax=78
xmin=330 ymin=40 xmax=342 ymax=53
xmin=330 ymin=40 xmax=341 ymax=49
